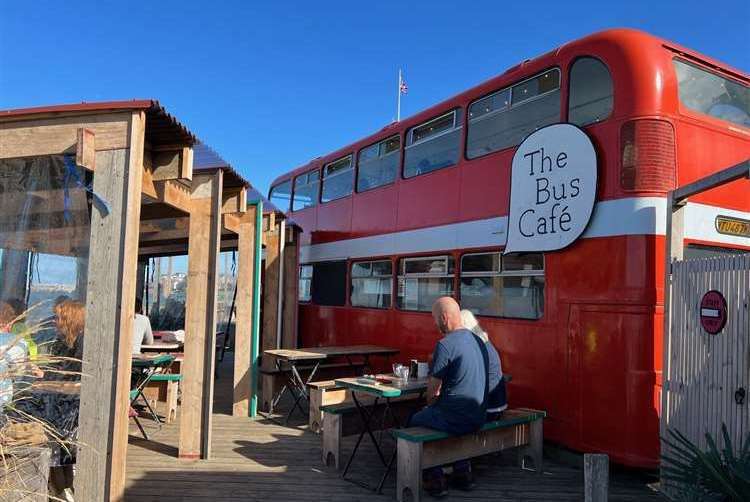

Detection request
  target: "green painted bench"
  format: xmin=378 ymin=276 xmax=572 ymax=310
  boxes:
xmin=393 ymin=408 xmax=546 ymax=502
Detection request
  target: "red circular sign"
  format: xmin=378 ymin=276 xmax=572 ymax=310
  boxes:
xmin=699 ymin=290 xmax=727 ymax=335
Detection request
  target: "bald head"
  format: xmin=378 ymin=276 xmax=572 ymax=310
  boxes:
xmin=432 ymin=297 xmax=463 ymax=335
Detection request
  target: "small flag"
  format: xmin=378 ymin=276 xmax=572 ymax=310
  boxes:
xmin=399 ymin=78 xmax=408 ymax=95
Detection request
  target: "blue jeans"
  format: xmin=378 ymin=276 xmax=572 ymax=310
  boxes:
xmin=408 ymin=406 xmax=471 ymax=479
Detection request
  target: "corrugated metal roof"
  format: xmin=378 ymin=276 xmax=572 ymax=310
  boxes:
xmin=0 ymin=99 xmax=196 ymax=147
xmin=192 ymin=142 xmax=248 ymax=189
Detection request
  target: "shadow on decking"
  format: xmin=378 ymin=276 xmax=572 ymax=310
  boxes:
xmin=125 ymin=356 xmax=665 ymax=501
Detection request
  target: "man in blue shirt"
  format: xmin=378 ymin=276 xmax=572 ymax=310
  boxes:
xmin=409 ymin=297 xmax=490 ymax=497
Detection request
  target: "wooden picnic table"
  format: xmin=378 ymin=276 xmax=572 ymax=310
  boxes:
xmin=334 ymin=375 xmax=428 ymax=493
xmin=263 ymin=345 xmax=399 ymax=424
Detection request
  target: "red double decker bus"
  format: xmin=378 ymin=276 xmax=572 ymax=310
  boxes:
xmin=268 ymin=29 xmax=750 ymax=468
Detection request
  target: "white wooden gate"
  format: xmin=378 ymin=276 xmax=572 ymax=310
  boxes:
xmin=662 ymin=254 xmax=749 ymax=458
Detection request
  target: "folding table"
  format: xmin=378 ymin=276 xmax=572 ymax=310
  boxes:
xmin=263 ymin=345 xmax=399 ymax=425
xmin=334 ymin=375 xmax=428 ymax=492
xmin=130 ymin=353 xmax=175 ymax=439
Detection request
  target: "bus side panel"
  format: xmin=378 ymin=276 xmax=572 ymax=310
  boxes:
xmin=297 ymin=304 xmax=349 ymax=347
xmin=571 ymin=306 xmax=661 ymax=468
xmin=348 ymin=307 xmax=394 ymax=372
xmin=315 ymin=196 xmax=352 ymax=245
xmin=675 ymin=121 xmax=750 ymax=213
xmin=293 ymin=209 xmax=317 ymax=248
xmin=458 ymin=151 xmax=511 ymax=222
xmin=397 ymin=168 xmax=460 ymax=231
xmin=351 ymin=185 xmax=398 ymax=239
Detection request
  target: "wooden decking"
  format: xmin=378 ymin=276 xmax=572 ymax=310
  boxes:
xmin=125 ymin=357 xmax=664 ymax=501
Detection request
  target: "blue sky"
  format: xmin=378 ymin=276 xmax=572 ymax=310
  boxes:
xmin=1 ymin=0 xmax=748 ymax=197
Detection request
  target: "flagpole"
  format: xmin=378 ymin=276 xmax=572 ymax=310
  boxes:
xmin=397 ymin=68 xmax=402 ymax=122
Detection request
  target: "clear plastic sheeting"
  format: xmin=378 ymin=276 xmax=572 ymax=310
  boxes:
xmin=0 ymin=155 xmax=91 ymax=328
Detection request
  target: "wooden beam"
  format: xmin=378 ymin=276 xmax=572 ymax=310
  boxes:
xmin=223 ymin=212 xmax=242 ymax=234
xmin=222 ymin=187 xmax=247 ymax=214
xmin=281 ymin=228 xmax=299 ymax=349
xmin=150 ymin=146 xmax=193 ymax=181
xmin=74 ymin=111 xmax=145 ymax=501
xmin=179 ymin=171 xmax=223 ymax=460
xmin=261 ymin=221 xmax=281 ymax=379
xmin=232 ymin=208 xmax=257 ymax=416
xmin=0 ymin=112 xmax=131 ymax=159
xmin=76 ymin=128 xmax=96 ymax=170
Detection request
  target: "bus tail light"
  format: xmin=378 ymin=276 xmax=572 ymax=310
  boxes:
xmin=620 ymin=119 xmax=675 ymax=192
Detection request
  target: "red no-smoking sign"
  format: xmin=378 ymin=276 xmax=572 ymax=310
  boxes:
xmin=700 ymin=290 xmax=727 ymax=335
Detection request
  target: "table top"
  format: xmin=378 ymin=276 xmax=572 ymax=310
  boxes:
xmin=132 ymin=353 xmax=175 ymax=367
xmin=141 ymin=342 xmax=182 ymax=352
xmin=264 ymin=345 xmax=399 ymax=362
xmin=335 ymin=375 xmax=429 ymax=398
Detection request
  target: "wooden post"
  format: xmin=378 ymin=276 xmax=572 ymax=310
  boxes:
xmin=261 ymin=218 xmax=280 ymax=370
xmin=281 ymin=227 xmax=298 ymax=349
xmin=179 ymin=171 xmax=223 ymax=459
xmin=0 ymin=249 xmax=29 ymax=304
xmin=661 ymin=192 xmax=685 ymax=438
xmin=584 ymin=453 xmax=609 ymax=502
xmin=75 ymin=112 xmax=144 ymax=501
xmin=233 ymin=207 xmax=257 ymax=417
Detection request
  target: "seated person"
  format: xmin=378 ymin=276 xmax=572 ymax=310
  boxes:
xmin=132 ymin=298 xmax=154 ymax=354
xmin=460 ymin=309 xmax=507 ymax=420
xmin=408 ymin=297 xmax=490 ymax=497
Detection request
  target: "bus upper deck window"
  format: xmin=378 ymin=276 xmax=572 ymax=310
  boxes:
xmin=269 ymin=179 xmax=292 ymax=213
xmin=467 ymin=68 xmax=561 ymax=159
xmin=403 ymin=110 xmax=462 ymax=178
xmin=357 ymin=135 xmax=400 ymax=192
xmin=674 ymin=59 xmax=750 ymax=128
xmin=293 ymin=170 xmax=320 ymax=211
xmin=321 ymin=155 xmax=354 ymax=203
xmin=568 ymin=57 xmax=614 ymax=126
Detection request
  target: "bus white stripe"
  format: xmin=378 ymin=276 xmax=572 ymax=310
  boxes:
xmin=299 ymin=198 xmax=750 ymax=262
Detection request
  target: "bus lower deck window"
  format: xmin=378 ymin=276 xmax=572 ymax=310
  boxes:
xmin=351 ymin=260 xmax=393 ymax=308
xmin=397 ymin=255 xmax=455 ymax=311
xmin=460 ymin=252 xmax=544 ymax=319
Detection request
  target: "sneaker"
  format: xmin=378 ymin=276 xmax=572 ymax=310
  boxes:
xmin=450 ymin=469 xmax=476 ymax=491
xmin=423 ymin=474 xmax=448 ymax=498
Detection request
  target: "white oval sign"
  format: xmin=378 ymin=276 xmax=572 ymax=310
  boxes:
xmin=504 ymin=123 xmax=597 ymax=254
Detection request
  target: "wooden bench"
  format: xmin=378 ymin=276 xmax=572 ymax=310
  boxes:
xmin=308 ymin=380 xmax=349 ymax=433
xmin=392 ymin=408 xmax=545 ymax=502
xmin=142 ymin=374 xmax=181 ymax=424
xmin=260 ymin=362 xmax=365 ymax=413
xmin=320 ymin=396 xmax=423 ymax=469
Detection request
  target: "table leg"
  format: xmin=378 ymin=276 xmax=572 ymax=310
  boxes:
xmin=285 ymin=361 xmax=320 ymax=425
xmin=342 ymin=394 xmax=382 ymax=480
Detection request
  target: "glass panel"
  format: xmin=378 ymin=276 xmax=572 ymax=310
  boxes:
xmin=468 ymin=89 xmax=510 ymax=121
xmin=461 ymin=252 xmax=501 ymax=273
xmin=357 ymin=136 xmax=399 ymax=192
xmin=371 ymin=260 xmax=392 ymax=276
xmin=293 ymin=171 xmax=320 ymax=211
xmin=674 ymin=59 xmax=750 ymax=127
xmin=311 ymin=261 xmax=347 ymax=306
xmin=460 ymin=275 xmax=544 ymax=319
xmin=403 ymin=256 xmax=453 ymax=275
xmin=403 ymin=128 xmax=461 ymax=178
xmin=143 ymin=255 xmax=188 ymax=330
xmin=351 ymin=261 xmax=371 ymax=278
xmin=569 ymin=58 xmax=614 ymax=126
xmin=503 ymin=253 xmax=544 ymax=271
xmin=511 ymin=69 xmax=560 ymax=105
xmin=269 ymin=180 xmax=292 ymax=212
xmin=321 ymin=156 xmax=353 ymax=202
xmin=299 ymin=265 xmax=313 ymax=301
xmin=397 ymin=277 xmax=454 ymax=311
xmin=411 ymin=112 xmax=455 ymax=143
xmin=351 ymin=260 xmax=393 ymax=308
xmin=467 ymin=91 xmax=559 ymax=158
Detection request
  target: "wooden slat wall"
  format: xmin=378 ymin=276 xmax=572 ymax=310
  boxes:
xmin=75 ymin=112 xmax=145 ymax=501
xmin=261 ymin=222 xmax=280 ymax=371
xmin=662 ymin=254 xmax=749 ymax=495
xmin=281 ymin=228 xmax=298 ymax=349
xmin=233 ymin=207 xmax=257 ymax=417
xmin=179 ymin=171 xmax=223 ymax=459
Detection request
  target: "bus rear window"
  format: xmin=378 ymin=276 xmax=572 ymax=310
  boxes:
xmin=674 ymin=59 xmax=750 ymax=128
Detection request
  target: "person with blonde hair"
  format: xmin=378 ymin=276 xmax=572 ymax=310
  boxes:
xmin=461 ymin=309 xmax=507 ymax=419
